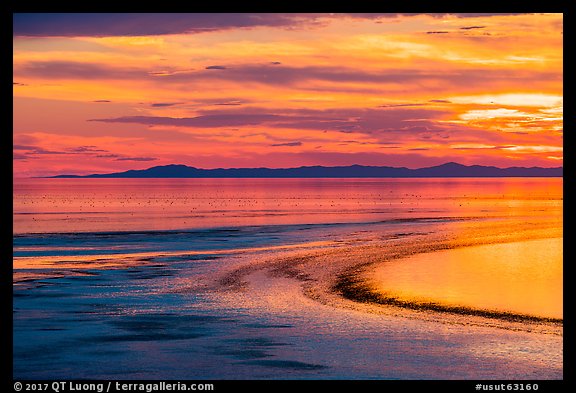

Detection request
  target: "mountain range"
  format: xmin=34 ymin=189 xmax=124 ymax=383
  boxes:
xmin=50 ymin=162 xmax=563 ymax=178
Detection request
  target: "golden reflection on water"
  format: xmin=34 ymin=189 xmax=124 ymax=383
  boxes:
xmin=13 ymin=178 xmax=563 ymax=234
xmin=370 ymin=238 xmax=563 ymax=319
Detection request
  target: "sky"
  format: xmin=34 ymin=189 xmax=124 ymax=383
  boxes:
xmin=13 ymin=13 xmax=563 ymax=177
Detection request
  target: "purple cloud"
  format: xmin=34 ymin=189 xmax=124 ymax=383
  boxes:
xmin=90 ymin=114 xmax=289 ymax=128
xmin=205 ymin=65 xmax=227 ymax=70
xmin=150 ymin=102 xmax=181 ymax=107
xmin=93 ymin=99 xmax=112 ymax=103
xmin=14 ymin=144 xmax=115 ymax=157
xmin=16 ymin=61 xmax=146 ymax=80
xmin=14 ymin=14 xmax=527 ymax=37
xmin=166 ymin=64 xmax=432 ymax=85
xmin=115 ymin=157 xmax=157 ymax=162
xmin=90 ymin=106 xmax=452 ymax=141
xmin=16 ymin=61 xmax=560 ymax=91
xmin=68 ymin=145 xmax=107 ymax=153
xmin=87 ymin=103 xmax=536 ymax=151
xmin=271 ymin=141 xmax=303 ymax=147
xmin=13 ymin=144 xmax=64 ymax=155
xmin=460 ymin=25 xmax=486 ymax=30
xmin=12 ymin=14 xmax=318 ymax=37
xmin=13 ymin=144 xmax=37 ymax=151
xmin=161 ymin=64 xmax=560 ymax=89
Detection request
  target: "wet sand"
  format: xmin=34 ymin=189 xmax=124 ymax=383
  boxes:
xmin=13 ymin=224 xmax=564 ymax=378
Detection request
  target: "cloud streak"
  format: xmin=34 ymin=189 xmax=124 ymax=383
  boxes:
xmin=13 ymin=144 xmax=65 ymax=156
xmin=68 ymin=145 xmax=107 ymax=153
xmin=160 ymin=64 xmax=562 ymax=89
xmin=16 ymin=61 xmax=148 ymax=80
xmin=90 ymin=114 xmax=288 ymax=128
xmin=115 ymin=156 xmax=157 ymax=161
xmin=150 ymin=102 xmax=181 ymax=107
xmin=13 ymin=13 xmax=525 ymax=37
xmin=270 ymin=141 xmax=303 ymax=147
xmin=89 ymin=106 xmax=457 ymax=144
xmin=16 ymin=60 xmax=560 ymax=95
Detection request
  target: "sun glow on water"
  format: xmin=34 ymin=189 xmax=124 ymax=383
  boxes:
xmin=370 ymin=237 xmax=563 ymax=319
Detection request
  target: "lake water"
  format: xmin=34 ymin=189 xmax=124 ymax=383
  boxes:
xmin=369 ymin=238 xmax=563 ymax=319
xmin=13 ymin=178 xmax=562 ymax=235
xmin=13 ymin=178 xmax=563 ymax=379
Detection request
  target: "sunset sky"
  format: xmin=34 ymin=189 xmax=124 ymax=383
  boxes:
xmin=13 ymin=13 xmax=563 ymax=177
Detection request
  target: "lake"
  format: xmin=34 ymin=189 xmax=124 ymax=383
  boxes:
xmin=13 ymin=178 xmax=563 ymax=379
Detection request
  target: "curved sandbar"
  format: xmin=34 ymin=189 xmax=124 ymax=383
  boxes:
xmin=215 ymin=216 xmax=563 ymax=334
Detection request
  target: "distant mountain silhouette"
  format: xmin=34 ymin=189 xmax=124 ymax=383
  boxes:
xmin=50 ymin=162 xmax=563 ymax=178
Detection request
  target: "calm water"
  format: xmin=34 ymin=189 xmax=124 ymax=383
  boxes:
xmin=370 ymin=238 xmax=563 ymax=319
xmin=13 ymin=178 xmax=563 ymax=379
xmin=13 ymin=178 xmax=562 ymax=234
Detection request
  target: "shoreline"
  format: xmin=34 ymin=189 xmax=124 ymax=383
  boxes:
xmin=333 ymin=273 xmax=562 ymax=325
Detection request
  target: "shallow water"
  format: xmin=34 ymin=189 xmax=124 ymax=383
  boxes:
xmin=13 ymin=178 xmax=563 ymax=379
